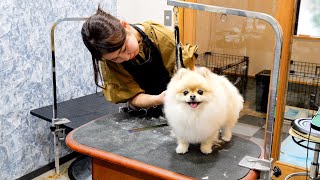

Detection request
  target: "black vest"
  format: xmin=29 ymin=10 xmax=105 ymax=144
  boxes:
xmin=121 ymin=24 xmax=171 ymax=95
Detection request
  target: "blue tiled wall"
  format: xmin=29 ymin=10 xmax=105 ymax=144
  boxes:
xmin=0 ymin=0 xmax=116 ymax=179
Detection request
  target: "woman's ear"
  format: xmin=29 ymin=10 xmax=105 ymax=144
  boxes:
xmin=120 ymin=21 xmax=128 ymax=28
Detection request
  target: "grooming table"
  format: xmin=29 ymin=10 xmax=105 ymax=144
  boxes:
xmin=30 ymin=92 xmax=123 ymax=178
xmin=66 ymin=113 xmax=262 ymax=180
xmin=30 ymin=92 xmax=123 ymax=131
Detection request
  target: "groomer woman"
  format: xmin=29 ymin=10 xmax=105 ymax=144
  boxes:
xmin=81 ymin=6 xmax=198 ymax=114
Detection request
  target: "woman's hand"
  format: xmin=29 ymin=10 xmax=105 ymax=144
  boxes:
xmin=157 ymin=90 xmax=166 ymax=104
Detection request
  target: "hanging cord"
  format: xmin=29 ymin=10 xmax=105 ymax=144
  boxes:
xmin=173 ymin=7 xmax=185 ymax=70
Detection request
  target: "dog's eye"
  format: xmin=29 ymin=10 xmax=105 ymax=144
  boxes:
xmin=183 ymin=90 xmax=189 ymax=96
xmin=197 ymin=90 xmax=203 ymax=95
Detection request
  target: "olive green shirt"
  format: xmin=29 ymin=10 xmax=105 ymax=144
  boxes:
xmin=100 ymin=21 xmax=198 ymax=103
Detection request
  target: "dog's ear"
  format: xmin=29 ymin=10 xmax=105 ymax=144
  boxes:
xmin=172 ymin=68 xmax=189 ymax=80
xmin=196 ymin=67 xmax=211 ymax=78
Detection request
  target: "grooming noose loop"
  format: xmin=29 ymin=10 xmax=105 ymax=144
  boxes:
xmin=173 ymin=6 xmax=185 ymax=70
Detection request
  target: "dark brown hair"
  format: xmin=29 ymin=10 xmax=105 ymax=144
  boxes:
xmin=81 ymin=6 xmax=126 ymax=88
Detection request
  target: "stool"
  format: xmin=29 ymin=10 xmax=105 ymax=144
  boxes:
xmin=68 ymin=155 xmax=92 ymax=180
xmin=286 ymin=118 xmax=320 ymax=180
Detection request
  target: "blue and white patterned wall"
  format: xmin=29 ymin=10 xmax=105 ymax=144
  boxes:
xmin=0 ymin=0 xmax=116 ymax=179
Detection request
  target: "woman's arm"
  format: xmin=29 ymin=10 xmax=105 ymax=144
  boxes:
xmin=128 ymin=91 xmax=166 ymax=109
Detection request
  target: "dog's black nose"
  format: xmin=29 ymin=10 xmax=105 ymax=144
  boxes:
xmin=190 ymin=95 xmax=196 ymax=100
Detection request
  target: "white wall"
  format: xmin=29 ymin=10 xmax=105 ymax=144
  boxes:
xmin=117 ymin=0 xmax=174 ymax=29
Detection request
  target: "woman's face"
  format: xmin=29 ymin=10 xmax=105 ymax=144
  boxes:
xmin=102 ymin=24 xmax=139 ymax=63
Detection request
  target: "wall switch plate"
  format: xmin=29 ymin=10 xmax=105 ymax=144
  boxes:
xmin=164 ymin=10 xmax=172 ymax=26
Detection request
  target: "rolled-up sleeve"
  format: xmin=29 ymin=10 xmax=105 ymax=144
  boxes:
xmin=101 ymin=61 xmax=144 ymax=103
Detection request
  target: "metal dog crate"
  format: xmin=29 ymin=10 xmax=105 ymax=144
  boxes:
xmin=196 ymin=51 xmax=249 ymax=98
xmin=286 ymin=60 xmax=320 ymax=111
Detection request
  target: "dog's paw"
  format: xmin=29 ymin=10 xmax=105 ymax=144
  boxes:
xmin=222 ymin=130 xmax=233 ymax=142
xmin=222 ymin=134 xmax=232 ymax=142
xmin=176 ymin=144 xmax=189 ymax=154
xmin=200 ymin=144 xmax=212 ymax=154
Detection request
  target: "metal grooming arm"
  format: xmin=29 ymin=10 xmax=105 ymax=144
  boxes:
xmin=50 ymin=17 xmax=88 ymax=174
xmin=167 ymin=0 xmax=283 ymax=179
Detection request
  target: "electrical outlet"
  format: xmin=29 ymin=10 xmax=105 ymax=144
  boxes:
xmin=164 ymin=10 xmax=172 ymax=26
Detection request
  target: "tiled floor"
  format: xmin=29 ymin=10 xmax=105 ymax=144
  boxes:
xmin=33 ymin=77 xmax=284 ymax=179
xmin=233 ymin=77 xmax=268 ymax=148
xmin=32 ymin=159 xmax=76 ymax=180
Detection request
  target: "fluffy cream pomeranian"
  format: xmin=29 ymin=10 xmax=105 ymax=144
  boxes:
xmin=164 ymin=67 xmax=244 ymax=154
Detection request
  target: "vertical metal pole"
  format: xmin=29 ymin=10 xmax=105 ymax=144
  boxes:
xmin=53 ymin=129 xmax=60 ymax=174
xmin=50 ymin=21 xmax=59 ymax=174
xmin=50 ymin=17 xmax=88 ymax=174
xmin=310 ymin=144 xmax=320 ymax=179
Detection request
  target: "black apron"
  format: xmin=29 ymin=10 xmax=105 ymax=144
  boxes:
xmin=121 ymin=24 xmax=171 ymax=95
xmin=120 ymin=24 xmax=171 ymax=118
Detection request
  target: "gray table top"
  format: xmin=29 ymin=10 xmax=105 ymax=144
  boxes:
xmin=70 ymin=113 xmax=261 ymax=179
